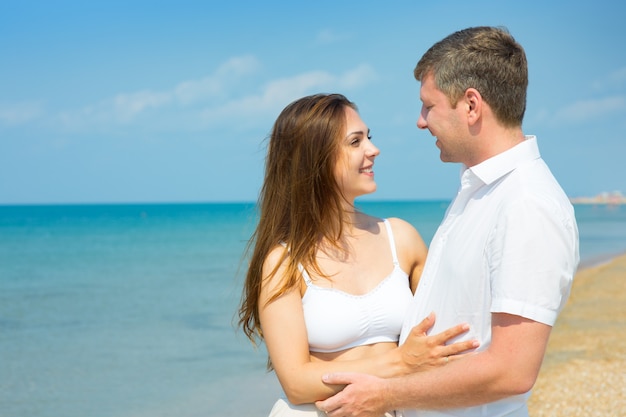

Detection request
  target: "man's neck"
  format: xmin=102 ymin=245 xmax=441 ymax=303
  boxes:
xmin=467 ymin=126 xmax=525 ymax=167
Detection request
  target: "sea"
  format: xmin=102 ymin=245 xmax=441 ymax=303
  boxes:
xmin=1 ymin=201 xmax=625 ymax=417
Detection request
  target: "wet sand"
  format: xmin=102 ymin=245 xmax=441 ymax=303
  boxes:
xmin=528 ymin=254 xmax=626 ymax=416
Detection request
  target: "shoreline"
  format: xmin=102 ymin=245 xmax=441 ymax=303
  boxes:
xmin=225 ymin=252 xmax=625 ymax=416
xmin=528 ymin=252 xmax=626 ymax=416
xmin=577 ymin=249 xmax=626 ymax=270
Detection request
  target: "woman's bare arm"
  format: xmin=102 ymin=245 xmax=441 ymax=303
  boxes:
xmin=260 ymin=247 xmax=477 ymax=405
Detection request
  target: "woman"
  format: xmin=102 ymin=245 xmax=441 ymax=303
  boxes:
xmin=239 ymin=94 xmax=475 ymax=416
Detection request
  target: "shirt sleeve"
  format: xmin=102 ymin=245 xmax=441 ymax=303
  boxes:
xmin=488 ymin=196 xmax=578 ymax=325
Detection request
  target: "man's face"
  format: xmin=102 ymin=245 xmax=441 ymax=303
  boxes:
xmin=417 ymin=73 xmax=469 ymax=164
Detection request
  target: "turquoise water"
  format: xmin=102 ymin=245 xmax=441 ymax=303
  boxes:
xmin=1 ymin=202 xmax=625 ymax=416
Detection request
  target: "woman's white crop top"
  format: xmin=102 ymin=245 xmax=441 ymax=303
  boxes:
xmin=300 ymin=219 xmax=413 ymax=353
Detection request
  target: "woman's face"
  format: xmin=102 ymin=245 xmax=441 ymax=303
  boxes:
xmin=334 ymin=106 xmax=380 ymax=202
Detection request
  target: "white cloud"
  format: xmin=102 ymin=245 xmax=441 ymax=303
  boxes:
xmin=198 ymin=70 xmax=335 ymax=127
xmin=199 ymin=64 xmax=378 ymax=127
xmin=552 ymin=96 xmax=626 ymax=125
xmin=56 ymin=94 xmax=162 ymax=129
xmin=608 ymin=67 xmax=626 ymax=84
xmin=112 ymin=90 xmax=172 ymax=122
xmin=174 ymin=55 xmax=260 ymax=104
xmin=338 ymin=64 xmax=378 ymax=89
xmin=535 ymin=67 xmax=626 ymax=128
xmin=58 ymin=55 xmax=261 ymax=129
xmin=264 ymin=71 xmax=335 ymax=100
xmin=591 ymin=66 xmax=626 ymax=92
xmin=0 ymin=101 xmax=43 ymax=126
xmin=52 ymin=57 xmax=377 ymax=133
xmin=314 ymin=29 xmax=351 ymax=45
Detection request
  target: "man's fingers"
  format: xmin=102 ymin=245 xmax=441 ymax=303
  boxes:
xmin=436 ymin=323 xmax=470 ymax=341
xmin=448 ymin=351 xmax=474 ymax=362
xmin=433 ymin=323 xmax=479 ymax=356
xmin=321 ymin=372 xmax=354 ymax=386
xmin=451 ymin=339 xmax=480 ymax=354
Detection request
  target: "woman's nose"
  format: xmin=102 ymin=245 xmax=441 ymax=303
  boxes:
xmin=368 ymin=142 xmax=380 ymax=157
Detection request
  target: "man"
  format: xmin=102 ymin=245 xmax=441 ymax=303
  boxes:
xmin=315 ymin=26 xmax=579 ymax=417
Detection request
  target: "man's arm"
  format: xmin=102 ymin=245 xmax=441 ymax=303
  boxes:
xmin=316 ymin=313 xmax=552 ymax=416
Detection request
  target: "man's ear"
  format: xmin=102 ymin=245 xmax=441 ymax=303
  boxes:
xmin=465 ymin=88 xmax=482 ymax=126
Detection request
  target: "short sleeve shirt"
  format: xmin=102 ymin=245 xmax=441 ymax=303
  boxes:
xmin=399 ymin=136 xmax=579 ymax=417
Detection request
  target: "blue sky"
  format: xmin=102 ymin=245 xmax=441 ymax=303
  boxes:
xmin=1 ymin=0 xmax=625 ymax=204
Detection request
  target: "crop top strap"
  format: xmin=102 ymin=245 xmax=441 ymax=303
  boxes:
xmin=298 ymin=263 xmax=313 ymax=286
xmin=383 ymin=219 xmax=400 ymax=267
xmin=280 ymin=241 xmax=314 ymax=286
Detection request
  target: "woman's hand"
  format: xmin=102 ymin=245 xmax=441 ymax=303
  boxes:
xmin=397 ymin=312 xmax=479 ymax=373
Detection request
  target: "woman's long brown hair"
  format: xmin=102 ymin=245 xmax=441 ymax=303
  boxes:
xmin=238 ymin=93 xmax=357 ymax=344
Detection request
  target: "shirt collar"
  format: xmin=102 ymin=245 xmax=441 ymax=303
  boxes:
xmin=463 ymin=135 xmax=541 ymax=186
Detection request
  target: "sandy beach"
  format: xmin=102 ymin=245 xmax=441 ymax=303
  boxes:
xmin=528 ymin=253 xmax=626 ymax=416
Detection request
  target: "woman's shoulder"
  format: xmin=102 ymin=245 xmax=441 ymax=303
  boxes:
xmin=386 ymin=217 xmax=420 ymax=235
xmin=262 ymin=244 xmax=289 ymax=274
xmin=386 ymin=217 xmax=427 ymax=253
xmin=357 ymin=214 xmax=421 ymax=240
xmin=259 ymin=243 xmax=298 ymax=296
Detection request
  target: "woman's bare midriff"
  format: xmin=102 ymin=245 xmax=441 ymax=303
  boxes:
xmin=310 ymin=341 xmax=397 ymax=362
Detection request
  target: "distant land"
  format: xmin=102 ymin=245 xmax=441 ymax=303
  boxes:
xmin=570 ymin=191 xmax=626 ymax=205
